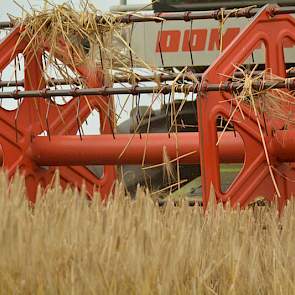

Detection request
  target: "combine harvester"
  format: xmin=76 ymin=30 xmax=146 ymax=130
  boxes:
xmin=0 ymin=0 xmax=294 ymax=211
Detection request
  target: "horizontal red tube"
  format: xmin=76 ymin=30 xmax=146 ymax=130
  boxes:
xmin=31 ymin=132 xmax=244 ymax=166
xmin=273 ymin=130 xmax=295 ymax=162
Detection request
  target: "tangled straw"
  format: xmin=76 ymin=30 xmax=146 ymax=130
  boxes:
xmin=218 ymin=65 xmax=295 ymax=199
xmin=12 ymin=0 xmax=154 ymax=86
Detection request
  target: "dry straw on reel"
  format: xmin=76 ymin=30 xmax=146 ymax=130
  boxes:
xmin=12 ymin=0 xmax=154 ymax=86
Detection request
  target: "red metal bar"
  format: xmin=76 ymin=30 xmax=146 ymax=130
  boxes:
xmin=26 ymin=130 xmax=295 ymax=166
xmin=2 ymin=129 xmax=295 ymax=167
xmin=31 ymin=132 xmax=244 ymax=166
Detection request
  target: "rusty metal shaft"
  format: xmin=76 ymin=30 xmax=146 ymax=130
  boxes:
xmin=1 ymin=70 xmax=295 ymax=87
xmin=0 ymin=80 xmax=294 ymax=99
xmin=112 ymin=6 xmax=295 ymax=22
xmin=1 ymin=6 xmax=295 ymax=30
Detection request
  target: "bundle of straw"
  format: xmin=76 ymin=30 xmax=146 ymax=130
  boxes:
xmin=230 ymin=66 xmax=295 ymax=126
xmin=13 ymin=0 xmax=153 ymax=85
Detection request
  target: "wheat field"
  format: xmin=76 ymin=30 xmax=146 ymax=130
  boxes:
xmin=0 ymin=172 xmax=294 ymax=294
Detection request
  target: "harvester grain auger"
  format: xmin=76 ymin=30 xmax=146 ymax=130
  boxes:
xmin=0 ymin=4 xmax=294 ymax=211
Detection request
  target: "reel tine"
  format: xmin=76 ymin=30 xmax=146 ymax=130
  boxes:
xmin=136 ymin=92 xmax=142 ymax=139
xmin=76 ymin=96 xmax=83 ymax=141
xmin=14 ymin=99 xmax=21 ymax=142
xmin=158 ymin=21 xmax=165 ymax=68
xmin=53 ymin=82 xmax=65 ymax=125
xmin=129 ymin=22 xmax=134 ymax=69
xmin=16 ymin=54 xmax=21 ymax=71
xmin=14 ymin=57 xmax=18 ymax=87
xmin=13 ymin=55 xmax=20 ymax=143
xmin=100 ymin=33 xmax=105 ymax=84
xmin=45 ymin=98 xmax=51 ymax=141
xmin=99 ymin=36 xmax=104 ymax=73
xmin=188 ymin=19 xmax=194 ymax=66
xmin=107 ymin=98 xmax=115 ymax=139
xmin=166 ymin=92 xmax=172 ymax=138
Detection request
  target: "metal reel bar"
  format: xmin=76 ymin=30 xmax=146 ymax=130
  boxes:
xmin=1 ymin=69 xmax=295 ymax=87
xmin=0 ymin=79 xmax=294 ymax=99
xmin=0 ymin=5 xmax=295 ymax=29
